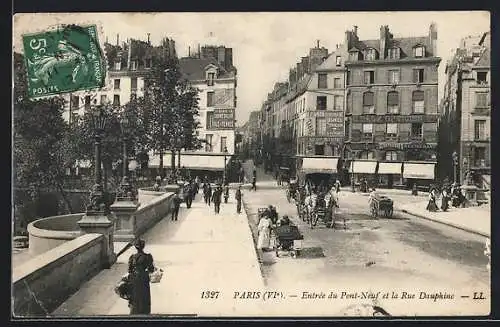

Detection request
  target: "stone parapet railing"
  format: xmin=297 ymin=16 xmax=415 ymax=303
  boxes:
xmin=13 ymin=233 xmax=106 ymax=317
xmin=27 ymin=213 xmax=84 ymax=256
xmin=134 ymin=191 xmax=175 ymax=238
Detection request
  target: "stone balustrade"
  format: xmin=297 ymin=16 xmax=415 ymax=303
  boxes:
xmin=27 ymin=213 xmax=84 ymax=256
xmin=13 ymin=233 xmax=107 ymax=317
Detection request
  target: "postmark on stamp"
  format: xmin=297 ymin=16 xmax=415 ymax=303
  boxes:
xmin=22 ymin=24 xmax=106 ymax=98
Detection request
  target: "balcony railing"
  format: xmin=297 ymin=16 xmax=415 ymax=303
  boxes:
xmin=409 ymin=135 xmax=423 ymax=142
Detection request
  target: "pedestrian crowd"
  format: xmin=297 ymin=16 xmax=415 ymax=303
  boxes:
xmin=425 ymin=182 xmax=467 ymax=212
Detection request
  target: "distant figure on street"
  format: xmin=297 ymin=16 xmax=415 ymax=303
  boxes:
xmin=257 ymin=214 xmax=272 ymax=252
xmin=203 ymin=182 xmax=212 ymax=206
xmin=426 ymin=188 xmax=438 ymax=212
xmin=223 ymin=184 xmax=230 ymax=204
xmin=212 ymin=185 xmax=222 ymax=214
xmin=185 ymin=183 xmax=193 ymax=209
xmin=171 ymin=192 xmax=181 ymax=221
xmin=441 ymin=188 xmax=449 ymax=212
xmin=412 ymin=183 xmax=418 ymax=196
xmin=235 ymin=186 xmax=243 ymax=214
xmin=128 ymin=239 xmax=155 ymax=315
xmin=251 ymin=175 xmax=257 ymax=191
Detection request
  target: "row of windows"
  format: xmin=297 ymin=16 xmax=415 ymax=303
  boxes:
xmin=317 ymin=74 xmax=343 ymax=89
xmin=71 ymin=94 xmax=122 ymax=109
xmin=113 ymin=59 xmax=152 ymax=71
xmin=316 ymin=95 xmax=343 ymax=111
xmin=354 ymin=90 xmax=426 ymax=114
xmin=204 ymin=134 xmax=227 ymax=152
xmin=113 ymin=78 xmax=138 ymax=91
xmin=346 ymin=68 xmax=425 ymax=86
xmin=349 ymin=45 xmax=426 ymax=62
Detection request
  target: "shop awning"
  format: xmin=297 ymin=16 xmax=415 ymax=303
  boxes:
xmin=301 ymin=157 xmax=338 ymax=174
xmin=378 ymin=162 xmax=402 ymax=175
xmin=148 ymin=153 xmax=229 ymax=171
xmin=403 ymin=162 xmax=435 ymax=180
xmin=350 ymin=161 xmax=378 ymax=174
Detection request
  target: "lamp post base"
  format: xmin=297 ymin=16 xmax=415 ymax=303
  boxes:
xmin=78 ymin=211 xmax=116 ymax=268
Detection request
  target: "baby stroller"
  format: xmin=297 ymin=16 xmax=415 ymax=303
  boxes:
xmin=273 ymin=224 xmax=304 ymax=258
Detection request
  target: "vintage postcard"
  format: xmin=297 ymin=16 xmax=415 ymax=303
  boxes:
xmin=12 ymin=12 xmax=491 ymax=318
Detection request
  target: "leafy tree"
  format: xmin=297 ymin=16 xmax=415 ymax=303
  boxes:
xmin=142 ymin=51 xmax=202 ymax=176
xmin=13 ymin=52 xmax=73 ymax=222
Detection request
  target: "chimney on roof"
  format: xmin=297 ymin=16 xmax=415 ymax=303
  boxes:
xmin=353 ymin=26 xmax=358 ymax=36
xmin=429 ymin=23 xmax=438 ymax=56
xmin=198 ymin=44 xmax=201 ymax=58
xmin=380 ymin=25 xmax=390 ymax=60
xmin=116 ymin=34 xmax=119 ymax=46
xmin=127 ymin=38 xmax=132 ymax=70
xmin=188 ymin=46 xmax=191 ymax=57
xmin=316 ymin=40 xmax=320 ymax=48
xmin=147 ymin=33 xmax=151 ymax=45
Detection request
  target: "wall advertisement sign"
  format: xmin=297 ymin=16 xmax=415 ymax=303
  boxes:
xmin=207 ymin=108 xmax=235 ymax=130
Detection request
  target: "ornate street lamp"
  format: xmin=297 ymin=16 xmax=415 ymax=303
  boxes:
xmin=86 ymin=104 xmax=109 ymax=214
xmin=116 ymin=114 xmax=135 ymax=201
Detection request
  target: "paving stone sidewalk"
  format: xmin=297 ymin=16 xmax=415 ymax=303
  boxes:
xmin=53 ymin=194 xmax=264 ymax=317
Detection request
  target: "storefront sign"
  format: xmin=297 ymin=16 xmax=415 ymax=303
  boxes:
xmin=349 ymin=114 xmax=439 ymax=124
xmin=376 ymin=142 xmax=437 ymax=150
xmin=208 ymin=109 xmax=235 ymax=130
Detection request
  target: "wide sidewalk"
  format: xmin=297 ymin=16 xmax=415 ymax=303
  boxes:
xmin=399 ymin=201 xmax=490 ymax=238
xmin=53 ymin=194 xmax=264 ymax=317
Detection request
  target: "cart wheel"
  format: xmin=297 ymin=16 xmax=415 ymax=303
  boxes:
xmin=371 ymin=206 xmax=378 ymax=218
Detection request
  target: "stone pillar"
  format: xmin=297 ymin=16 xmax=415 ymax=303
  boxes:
xmin=110 ymin=200 xmax=139 ymax=242
xmin=78 ymin=212 xmax=116 ymax=268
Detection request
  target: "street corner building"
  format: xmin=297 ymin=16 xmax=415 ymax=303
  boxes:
xmin=439 ymin=32 xmax=490 ymax=190
xmin=343 ymin=24 xmax=440 ymax=189
xmin=250 ymin=24 xmax=444 ymax=190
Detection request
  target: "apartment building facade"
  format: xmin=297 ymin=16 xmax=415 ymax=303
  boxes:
xmin=175 ymin=45 xmax=237 ymax=174
xmin=63 ymin=36 xmax=176 ymax=124
xmin=440 ymin=32 xmax=490 ymax=187
xmin=344 ymin=24 xmax=441 ymax=188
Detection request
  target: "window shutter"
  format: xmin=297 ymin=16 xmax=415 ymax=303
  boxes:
xmin=398 ymin=123 xmax=411 ymax=142
xmin=387 ymin=92 xmax=399 ymax=106
xmin=375 ymin=123 xmax=386 ymax=142
xmin=351 ymin=123 xmax=362 ymax=142
xmin=413 ymin=69 xmax=418 ymax=83
xmin=363 ymin=92 xmax=374 ymax=106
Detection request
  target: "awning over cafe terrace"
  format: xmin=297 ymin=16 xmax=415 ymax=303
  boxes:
xmin=350 ymin=161 xmax=378 ymax=174
xmin=377 ymin=162 xmax=403 ymax=175
xmin=148 ymin=154 xmax=230 ymax=171
xmin=301 ymin=157 xmax=338 ymax=174
xmin=403 ymin=162 xmax=435 ymax=180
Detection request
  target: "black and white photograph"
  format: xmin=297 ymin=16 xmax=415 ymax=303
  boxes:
xmin=12 ymin=11 xmax=491 ymax=317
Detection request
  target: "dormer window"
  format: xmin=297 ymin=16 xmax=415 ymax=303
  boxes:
xmin=130 ymin=60 xmax=138 ymax=70
xmin=388 ymin=47 xmax=400 ymax=60
xmin=207 ymin=72 xmax=215 ymax=86
xmin=114 ymin=61 xmax=121 ymax=70
xmin=365 ymin=48 xmax=377 ymax=61
xmin=145 ymin=58 xmax=152 ymax=69
xmin=349 ymin=51 xmax=360 ymax=61
xmin=414 ymin=45 xmax=425 ymax=58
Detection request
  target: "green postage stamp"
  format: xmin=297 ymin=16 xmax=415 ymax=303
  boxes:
xmin=22 ymin=24 xmax=106 ymax=98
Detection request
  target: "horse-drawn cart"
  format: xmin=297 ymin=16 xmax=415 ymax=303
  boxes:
xmin=370 ymin=195 xmax=394 ymax=218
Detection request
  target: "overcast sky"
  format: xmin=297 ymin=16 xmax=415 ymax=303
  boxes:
xmin=13 ymin=12 xmax=490 ymax=125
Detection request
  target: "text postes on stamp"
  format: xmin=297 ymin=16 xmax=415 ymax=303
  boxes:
xmin=22 ymin=24 xmax=106 ymax=98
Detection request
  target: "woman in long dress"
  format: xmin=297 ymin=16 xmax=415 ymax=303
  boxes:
xmin=257 ymin=215 xmax=272 ymax=251
xmin=128 ymin=239 xmax=155 ymax=315
xmin=426 ymin=189 xmax=438 ymax=212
